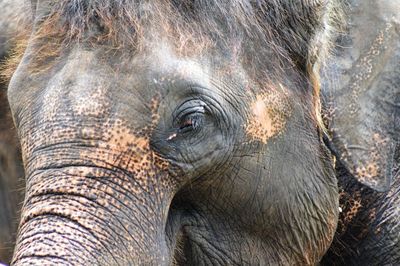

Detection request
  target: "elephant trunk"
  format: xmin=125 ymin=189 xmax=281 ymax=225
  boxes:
xmin=12 ymin=140 xmax=176 ymax=265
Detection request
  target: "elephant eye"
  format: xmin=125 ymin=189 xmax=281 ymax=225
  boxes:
xmin=179 ymin=113 xmax=204 ymax=134
xmin=174 ymin=100 xmax=206 ymax=135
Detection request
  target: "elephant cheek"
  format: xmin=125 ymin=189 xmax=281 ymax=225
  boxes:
xmin=246 ymin=89 xmax=292 ymax=144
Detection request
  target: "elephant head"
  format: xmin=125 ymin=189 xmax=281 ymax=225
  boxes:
xmin=7 ymin=0 xmax=344 ymax=265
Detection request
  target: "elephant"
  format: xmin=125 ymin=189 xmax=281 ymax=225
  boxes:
xmin=0 ymin=0 xmax=398 ymax=265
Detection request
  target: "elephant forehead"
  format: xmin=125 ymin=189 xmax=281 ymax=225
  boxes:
xmin=245 ymin=89 xmax=292 ymax=144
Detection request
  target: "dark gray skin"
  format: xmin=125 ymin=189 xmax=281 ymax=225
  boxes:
xmin=321 ymin=159 xmax=400 ymax=265
xmin=321 ymin=0 xmax=400 ymax=264
xmin=2 ymin=0 xmax=398 ymax=265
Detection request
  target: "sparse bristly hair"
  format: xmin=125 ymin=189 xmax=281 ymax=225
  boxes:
xmin=16 ymin=1 xmax=341 ymax=66
xmin=3 ymin=0 xmax=341 ymax=114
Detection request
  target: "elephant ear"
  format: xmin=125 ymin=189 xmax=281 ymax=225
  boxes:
xmin=321 ymin=0 xmax=400 ymax=192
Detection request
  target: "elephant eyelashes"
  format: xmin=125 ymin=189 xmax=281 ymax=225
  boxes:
xmin=174 ymin=100 xmax=207 ymax=135
xmin=178 ymin=113 xmax=204 ymax=134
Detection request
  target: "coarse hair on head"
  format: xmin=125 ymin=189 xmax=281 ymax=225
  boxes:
xmin=2 ymin=0 xmax=343 ymax=129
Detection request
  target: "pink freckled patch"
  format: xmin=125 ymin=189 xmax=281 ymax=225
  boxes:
xmin=246 ymin=88 xmax=292 ymax=144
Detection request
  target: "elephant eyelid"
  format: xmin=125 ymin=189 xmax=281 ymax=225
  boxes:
xmin=177 ymin=112 xmax=204 ymax=135
xmin=174 ymin=99 xmax=206 ymax=122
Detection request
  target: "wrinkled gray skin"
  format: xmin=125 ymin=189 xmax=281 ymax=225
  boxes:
xmin=322 ymin=0 xmax=400 ymax=192
xmin=321 ymin=0 xmax=400 ymax=264
xmin=7 ymin=1 xmax=341 ymax=265
xmin=0 ymin=0 xmax=27 ymax=263
xmin=0 ymin=0 xmax=398 ymax=265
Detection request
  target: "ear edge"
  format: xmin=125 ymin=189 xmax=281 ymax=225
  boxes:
xmin=324 ymin=133 xmax=394 ymax=192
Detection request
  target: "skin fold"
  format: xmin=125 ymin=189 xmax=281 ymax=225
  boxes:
xmin=0 ymin=0 xmax=398 ymax=265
